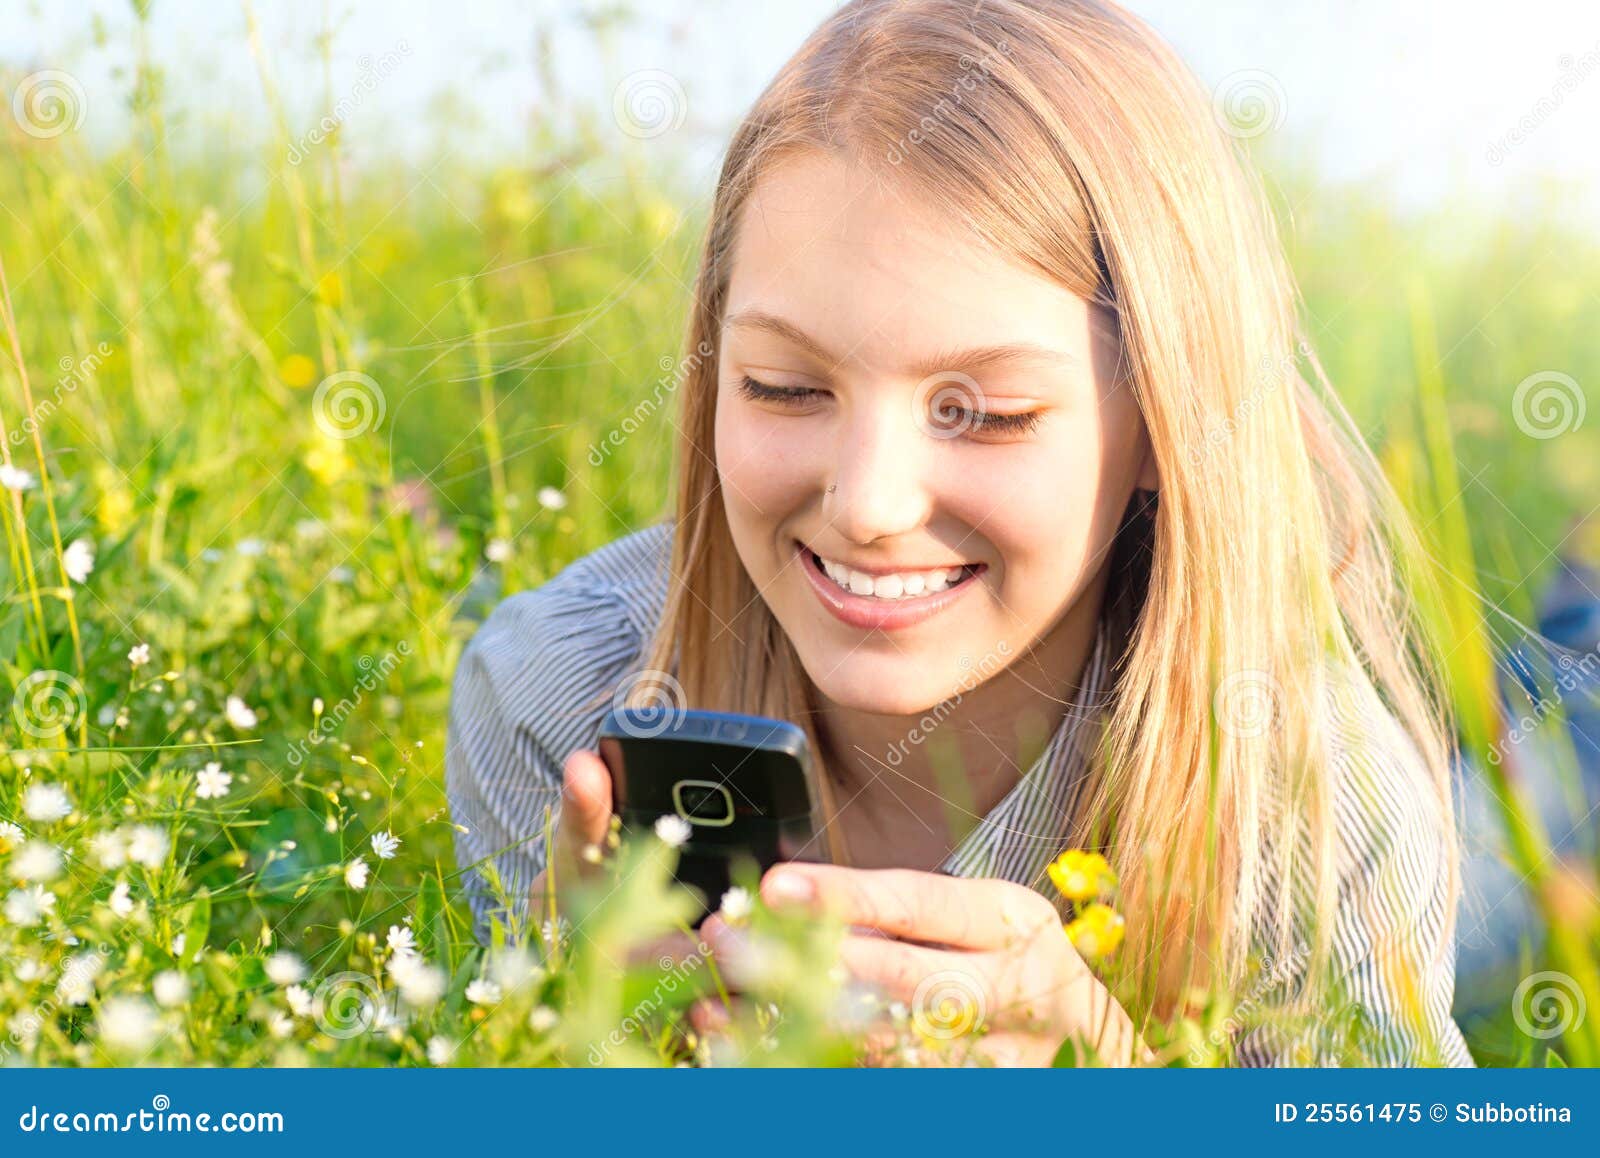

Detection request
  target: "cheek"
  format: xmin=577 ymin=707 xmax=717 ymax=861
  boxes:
xmin=968 ymin=436 xmax=1109 ymax=577
xmin=713 ymin=397 xmax=817 ymax=526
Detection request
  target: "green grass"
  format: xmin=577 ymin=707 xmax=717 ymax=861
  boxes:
xmin=0 ymin=14 xmax=1596 ymax=1067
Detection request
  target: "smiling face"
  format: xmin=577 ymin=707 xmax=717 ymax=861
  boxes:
xmin=714 ymin=149 xmax=1157 ymax=716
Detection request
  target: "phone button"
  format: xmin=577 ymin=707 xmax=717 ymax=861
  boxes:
xmin=672 ymin=779 xmax=735 ymax=827
xmin=714 ymin=719 xmax=750 ymax=743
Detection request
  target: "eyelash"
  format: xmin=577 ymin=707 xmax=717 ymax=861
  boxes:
xmin=735 ymin=376 xmax=1043 ymax=436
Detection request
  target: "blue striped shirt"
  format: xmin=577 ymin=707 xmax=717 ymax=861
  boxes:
xmin=447 ymin=521 xmax=1474 ymax=1066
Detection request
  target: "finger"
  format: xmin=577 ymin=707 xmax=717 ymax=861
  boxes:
xmin=856 ymin=1021 xmax=901 ymax=1067
xmin=623 ymin=928 xmax=715 ymax=973
xmin=688 ymin=996 xmax=732 ymax=1038
xmin=553 ymin=748 xmax=614 ymax=870
xmin=698 ymin=913 xmax=765 ymax=991
xmin=762 ymin=863 xmax=1056 ymax=950
xmin=838 ymin=935 xmax=991 ymax=1035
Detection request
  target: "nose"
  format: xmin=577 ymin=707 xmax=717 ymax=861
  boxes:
xmin=823 ymin=399 xmax=935 ymax=545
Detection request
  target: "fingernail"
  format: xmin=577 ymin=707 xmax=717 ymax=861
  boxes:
xmin=765 ymin=867 xmax=815 ymax=906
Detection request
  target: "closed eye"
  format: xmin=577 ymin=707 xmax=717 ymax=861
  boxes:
xmin=736 ymin=376 xmax=820 ymax=407
xmin=735 ymin=375 xmax=1044 ymax=438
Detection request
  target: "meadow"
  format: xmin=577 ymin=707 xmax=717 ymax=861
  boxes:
xmin=0 ymin=12 xmax=1597 ymax=1067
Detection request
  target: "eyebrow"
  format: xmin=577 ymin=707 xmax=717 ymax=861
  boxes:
xmin=723 ymin=308 xmax=1080 ymax=379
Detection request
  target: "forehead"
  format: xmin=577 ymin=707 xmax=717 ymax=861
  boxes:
xmin=724 ymin=150 xmax=1096 ymax=375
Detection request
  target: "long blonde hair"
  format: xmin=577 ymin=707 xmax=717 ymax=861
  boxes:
xmin=627 ymin=0 xmax=1460 ymax=1030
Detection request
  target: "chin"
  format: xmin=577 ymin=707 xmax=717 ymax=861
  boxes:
xmin=803 ymin=666 xmax=962 ymax=719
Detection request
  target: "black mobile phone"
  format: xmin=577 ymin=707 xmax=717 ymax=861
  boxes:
xmin=596 ymin=707 xmax=829 ymax=924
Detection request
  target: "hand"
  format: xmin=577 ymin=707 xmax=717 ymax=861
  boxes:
xmin=531 ymin=749 xmax=703 ymax=969
xmin=695 ymin=862 xmax=1150 ymax=1067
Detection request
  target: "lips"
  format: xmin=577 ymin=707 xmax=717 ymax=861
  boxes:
xmin=794 ymin=539 xmax=985 ymax=632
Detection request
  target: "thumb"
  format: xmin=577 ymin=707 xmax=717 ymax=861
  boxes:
xmin=554 ymin=748 xmax=614 ymax=868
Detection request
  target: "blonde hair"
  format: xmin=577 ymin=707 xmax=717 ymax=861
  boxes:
xmin=627 ymin=0 xmax=1460 ymax=1032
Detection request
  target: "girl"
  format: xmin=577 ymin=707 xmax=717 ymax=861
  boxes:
xmin=448 ymin=0 xmax=1474 ymax=1067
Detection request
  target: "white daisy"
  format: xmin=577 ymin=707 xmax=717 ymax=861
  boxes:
xmin=88 ymin=829 xmax=128 ymax=869
xmin=426 ymin=1036 xmax=455 ymax=1065
xmin=719 ymin=885 xmax=753 ymax=924
xmin=0 ymin=465 xmax=36 ymax=492
xmin=0 ymin=820 xmax=24 ymax=844
xmin=108 ymin=880 xmax=135 ymax=918
xmin=3 ymin=885 xmax=56 ymax=926
xmin=61 ymin=538 xmax=95 ymax=584
xmin=388 ymin=954 xmax=445 ymax=1008
xmin=488 ymin=946 xmax=546 ymax=994
xmin=484 ymin=537 xmax=512 ymax=563
xmin=344 ymin=856 xmax=370 ymax=890
xmin=98 ymin=996 xmax=161 ymax=1051
xmin=537 ymin=486 xmax=568 ymax=510
xmin=21 ymin=783 xmax=72 ymax=823
xmin=194 ymin=762 xmax=232 ymax=800
xmin=267 ymin=1011 xmax=295 ymax=1039
xmin=55 ymin=952 xmax=102 ymax=1005
xmin=264 ymin=951 xmax=306 ymax=986
xmin=127 ymin=643 xmax=151 ymax=669
xmin=10 ymin=841 xmax=62 ymax=883
xmin=370 ymin=830 xmax=400 ymax=860
xmin=285 ymin=984 xmax=313 ymax=1017
xmin=152 ymin=971 xmax=190 ymax=1008
xmin=464 ymin=978 xmax=502 ymax=1006
xmin=654 ymin=814 xmax=691 ymax=848
xmin=124 ymin=824 xmax=170 ymax=869
xmin=528 ymin=1005 xmax=560 ymax=1033
xmin=224 ymin=695 xmax=258 ymax=729
xmin=385 ymin=924 xmax=417 ymax=957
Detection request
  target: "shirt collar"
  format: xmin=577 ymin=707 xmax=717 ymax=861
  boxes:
xmin=937 ymin=612 xmax=1114 ymax=902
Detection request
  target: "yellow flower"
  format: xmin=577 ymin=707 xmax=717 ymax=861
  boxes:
xmin=315 ymin=271 xmax=343 ymax=310
xmin=279 ymin=354 xmax=317 ymax=390
xmin=93 ymin=463 xmax=136 ymax=536
xmin=304 ymin=434 xmax=352 ymax=487
xmin=1047 ymin=848 xmax=1115 ymax=903
xmin=1065 ymin=902 xmax=1125 ymax=960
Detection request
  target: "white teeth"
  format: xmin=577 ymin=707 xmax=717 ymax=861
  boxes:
xmin=811 ymin=550 xmax=973 ymax=601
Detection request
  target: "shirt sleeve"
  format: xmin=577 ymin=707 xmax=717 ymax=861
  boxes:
xmin=445 ymin=572 xmax=644 ymax=943
xmin=1233 ymin=693 xmax=1476 ymax=1067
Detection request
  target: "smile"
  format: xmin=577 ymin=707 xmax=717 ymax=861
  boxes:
xmin=794 ymin=539 xmax=986 ymax=631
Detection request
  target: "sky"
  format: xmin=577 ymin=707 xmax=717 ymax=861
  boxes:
xmin=4 ymin=0 xmax=1600 ymax=228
